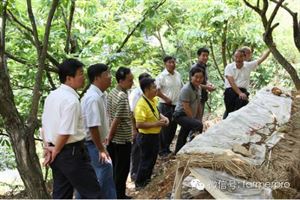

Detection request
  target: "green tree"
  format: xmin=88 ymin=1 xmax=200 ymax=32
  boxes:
xmin=244 ymin=0 xmax=300 ymax=90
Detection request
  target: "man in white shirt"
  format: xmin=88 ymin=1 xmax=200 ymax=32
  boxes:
xmin=128 ymin=72 xmax=151 ymax=181
xmin=42 ymin=58 xmax=101 ymax=199
xmin=223 ymin=48 xmax=271 ymax=118
xmin=156 ymin=56 xmax=182 ymax=156
xmin=241 ymin=46 xmax=253 ymax=62
xmin=80 ymin=63 xmax=116 ymax=198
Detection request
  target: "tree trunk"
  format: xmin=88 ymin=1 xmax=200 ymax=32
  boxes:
xmin=0 ymin=62 xmax=50 ymax=199
xmin=267 ymin=42 xmax=300 ymax=90
xmin=0 ymin=2 xmax=49 ymax=198
xmin=243 ymin=0 xmax=300 ymax=90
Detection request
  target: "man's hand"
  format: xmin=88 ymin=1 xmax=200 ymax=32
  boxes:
xmin=43 ymin=147 xmax=51 ymax=167
xmin=162 ymin=117 xmax=169 ymax=126
xmin=44 ymin=146 xmax=59 ymax=164
xmin=156 ymin=119 xmax=167 ymax=127
xmin=99 ymin=150 xmax=111 ymax=164
xmin=164 ymin=98 xmax=172 ymax=105
xmin=206 ymin=84 xmax=216 ymax=92
xmin=157 ymin=118 xmax=169 ymax=127
xmin=105 ymin=133 xmax=115 ymax=145
xmin=239 ymin=92 xmax=248 ymax=100
xmin=132 ymin=128 xmax=138 ymax=140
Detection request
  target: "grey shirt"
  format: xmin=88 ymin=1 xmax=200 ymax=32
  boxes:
xmin=175 ymin=82 xmax=201 ymax=118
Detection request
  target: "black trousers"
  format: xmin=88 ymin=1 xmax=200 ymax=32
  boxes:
xmin=135 ymin=133 xmax=159 ymax=186
xmin=130 ymin=133 xmax=141 ymax=181
xmin=223 ymin=87 xmax=249 ymax=119
xmin=107 ymin=141 xmax=131 ymax=199
xmin=50 ymin=141 xmax=102 ymax=199
xmin=158 ymin=103 xmax=177 ymax=154
xmin=174 ymin=116 xmax=203 ymax=154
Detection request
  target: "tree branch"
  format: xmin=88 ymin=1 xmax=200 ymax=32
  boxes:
xmin=11 ymin=82 xmax=34 ymax=90
xmin=46 ymin=71 xmax=56 ymax=90
xmin=111 ymin=0 xmax=166 ymax=57
xmin=64 ymin=0 xmax=76 ymax=54
xmin=5 ymin=51 xmax=27 ymax=65
xmin=154 ymin=28 xmax=166 ymax=56
xmin=244 ymin=0 xmax=300 ymax=89
xmin=221 ymin=20 xmax=228 ymax=68
xmin=243 ymin=0 xmax=261 ymax=14
xmin=270 ymin=0 xmax=300 ymax=52
xmin=26 ymin=0 xmax=41 ymax=54
xmin=5 ymin=51 xmax=58 ymax=73
xmin=28 ymin=0 xmax=60 ymax=132
xmin=80 ymin=1 xmax=167 ymax=97
xmin=209 ymin=40 xmax=224 ymax=82
xmin=60 ymin=6 xmax=68 ymax=30
xmin=7 ymin=9 xmax=33 ymax=34
xmin=256 ymin=0 xmax=260 ymax=8
xmin=270 ymin=0 xmax=294 ymax=16
xmin=261 ymin=0 xmax=269 ymax=16
xmin=267 ymin=0 xmax=284 ymax=30
xmin=0 ymin=0 xmax=8 ymax=63
xmin=8 ymin=4 xmax=60 ymax=68
xmin=270 ymin=22 xmax=280 ymax=32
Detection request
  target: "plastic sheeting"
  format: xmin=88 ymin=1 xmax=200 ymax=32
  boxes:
xmin=178 ymin=87 xmax=292 ymax=166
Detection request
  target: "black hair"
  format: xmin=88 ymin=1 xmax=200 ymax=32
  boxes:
xmin=235 ymin=49 xmax=246 ymax=56
xmin=87 ymin=63 xmax=108 ymax=83
xmin=58 ymin=58 xmax=84 ymax=83
xmin=140 ymin=77 xmax=156 ymax=93
xmin=197 ymin=47 xmax=210 ymax=56
xmin=195 ymin=62 xmax=206 ymax=69
xmin=115 ymin=67 xmax=131 ymax=83
xmin=138 ymin=72 xmax=151 ymax=84
xmin=163 ymin=56 xmax=175 ymax=63
xmin=189 ymin=66 xmax=205 ymax=81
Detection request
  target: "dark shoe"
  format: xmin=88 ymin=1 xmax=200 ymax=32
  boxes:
xmin=131 ymin=173 xmax=137 ymax=182
xmin=159 ymin=150 xmax=172 ymax=158
xmin=187 ymin=131 xmax=201 ymax=142
xmin=118 ymin=194 xmax=132 ymax=199
xmin=166 ymin=149 xmax=172 ymax=154
xmin=135 ymin=181 xmax=148 ymax=190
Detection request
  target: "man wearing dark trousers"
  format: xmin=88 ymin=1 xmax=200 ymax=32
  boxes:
xmin=173 ymin=67 xmax=204 ymax=154
xmin=134 ymin=78 xmax=169 ymax=188
xmin=156 ymin=56 xmax=182 ymax=157
xmin=223 ymin=48 xmax=271 ymax=118
xmin=129 ymin=73 xmax=152 ymax=181
xmin=42 ymin=58 xmax=101 ymax=199
xmin=107 ymin=67 xmax=134 ymax=199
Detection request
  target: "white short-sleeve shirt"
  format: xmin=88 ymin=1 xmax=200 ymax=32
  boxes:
xmin=81 ymin=84 xmax=110 ymax=142
xmin=224 ymin=60 xmax=258 ymax=89
xmin=156 ymin=69 xmax=183 ymax=105
xmin=42 ymin=84 xmax=85 ymax=145
xmin=129 ymin=87 xmax=143 ymax=112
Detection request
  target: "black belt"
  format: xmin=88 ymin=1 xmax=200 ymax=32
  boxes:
xmin=161 ymin=103 xmax=176 ymax=107
xmin=226 ymin=87 xmax=247 ymax=92
xmin=48 ymin=140 xmax=85 ymax=149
